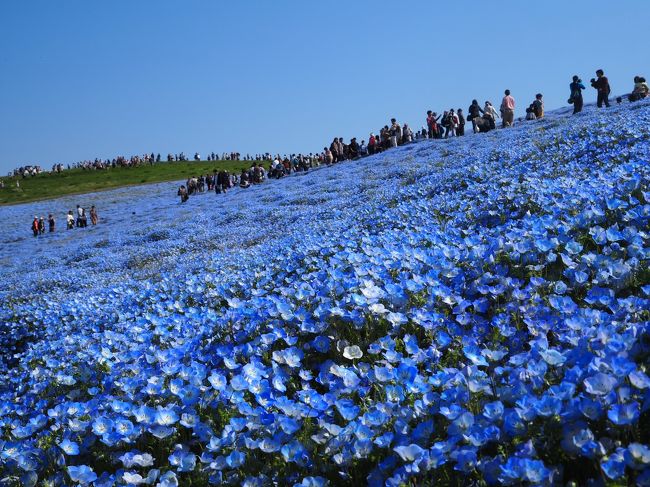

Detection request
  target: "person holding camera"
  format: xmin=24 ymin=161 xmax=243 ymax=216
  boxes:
xmin=590 ymin=69 xmax=611 ymax=108
xmin=569 ymin=76 xmax=586 ymax=114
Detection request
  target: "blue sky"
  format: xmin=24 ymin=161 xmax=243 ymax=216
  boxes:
xmin=0 ymin=0 xmax=648 ymax=174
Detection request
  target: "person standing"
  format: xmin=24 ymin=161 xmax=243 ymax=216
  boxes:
xmin=591 ymin=69 xmax=611 ymax=108
xmin=90 ymin=206 xmax=98 ymax=225
xmin=426 ymin=111 xmax=440 ymax=139
xmin=76 ymin=205 xmax=83 ymax=227
xmin=457 ymin=109 xmax=466 ymax=136
xmin=67 ymin=211 xmax=75 ymax=229
xmin=467 ymin=100 xmax=483 ymax=132
xmin=38 ymin=217 xmax=45 ymax=235
xmin=330 ymin=138 xmax=339 ymax=163
xmin=389 ymin=119 xmax=401 ymax=147
xmin=31 ymin=216 xmax=39 ymax=237
xmin=569 ymin=75 xmax=586 ymax=114
xmin=500 ymin=89 xmax=515 ymax=128
xmin=48 ymin=214 xmax=55 ymax=232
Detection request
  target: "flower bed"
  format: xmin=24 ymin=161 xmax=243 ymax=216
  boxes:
xmin=1 ymin=101 xmax=649 ymax=486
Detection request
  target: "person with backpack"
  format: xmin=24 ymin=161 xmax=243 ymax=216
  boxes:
xmin=500 ymin=89 xmax=515 ymax=128
xmin=467 ymin=100 xmax=483 ymax=132
xmin=569 ymin=75 xmax=586 ymax=114
xmin=591 ymin=69 xmax=611 ymax=108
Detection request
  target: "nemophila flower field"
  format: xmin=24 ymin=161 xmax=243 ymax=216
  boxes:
xmin=1 ymin=101 xmax=650 ymax=486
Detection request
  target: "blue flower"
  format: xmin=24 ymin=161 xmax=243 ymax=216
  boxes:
xmin=394 ymin=444 xmax=425 ymax=462
xmin=608 ymin=402 xmax=640 ymax=425
xmin=68 ymin=465 xmax=98 ymax=484
xmin=58 ymin=438 xmax=80 ymax=455
xmin=583 ymin=373 xmax=617 ymax=396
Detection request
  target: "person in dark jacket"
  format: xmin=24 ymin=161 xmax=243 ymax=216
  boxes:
xmin=457 ymin=109 xmax=466 ymax=136
xmin=348 ymin=138 xmax=359 ymax=159
xmin=590 ymin=69 xmax=610 ymax=108
xmin=467 ymin=100 xmax=483 ymax=125
xmin=569 ymin=75 xmax=586 ymax=114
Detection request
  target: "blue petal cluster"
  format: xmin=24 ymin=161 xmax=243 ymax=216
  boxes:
xmin=1 ymin=101 xmax=650 ymax=485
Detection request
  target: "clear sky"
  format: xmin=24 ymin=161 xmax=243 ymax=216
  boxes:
xmin=0 ymin=0 xmax=648 ymax=174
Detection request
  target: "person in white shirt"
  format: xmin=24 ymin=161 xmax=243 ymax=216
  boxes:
xmin=483 ymin=101 xmax=499 ymax=130
xmin=76 ymin=205 xmax=84 ymax=227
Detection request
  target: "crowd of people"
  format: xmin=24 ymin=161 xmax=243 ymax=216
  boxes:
xmin=177 ymin=156 xmax=321 ymax=202
xmin=19 ymin=69 xmax=650 ymax=225
xmin=30 ymin=205 xmax=98 ymax=237
xmin=7 ymin=151 xmax=273 ymax=181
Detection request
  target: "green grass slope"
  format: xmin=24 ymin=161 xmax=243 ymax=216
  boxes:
xmin=0 ymin=160 xmax=270 ymax=205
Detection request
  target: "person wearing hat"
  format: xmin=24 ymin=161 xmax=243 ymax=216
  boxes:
xmin=569 ymin=75 xmax=586 ymax=114
xmin=38 ymin=217 xmax=45 ymax=235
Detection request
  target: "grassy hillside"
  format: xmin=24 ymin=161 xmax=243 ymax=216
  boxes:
xmin=0 ymin=160 xmax=270 ymax=205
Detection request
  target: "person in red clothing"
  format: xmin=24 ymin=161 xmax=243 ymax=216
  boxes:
xmin=31 ymin=216 xmax=39 ymax=237
xmin=368 ymin=133 xmax=377 ymax=155
xmin=591 ymin=69 xmax=611 ymax=108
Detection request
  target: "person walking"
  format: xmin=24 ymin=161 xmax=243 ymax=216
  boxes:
xmin=467 ymin=100 xmax=483 ymax=133
xmin=569 ymin=75 xmax=586 ymax=114
xmin=590 ymin=69 xmax=611 ymax=108
xmin=90 ymin=205 xmax=98 ymax=225
xmin=500 ymin=89 xmax=515 ymax=128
